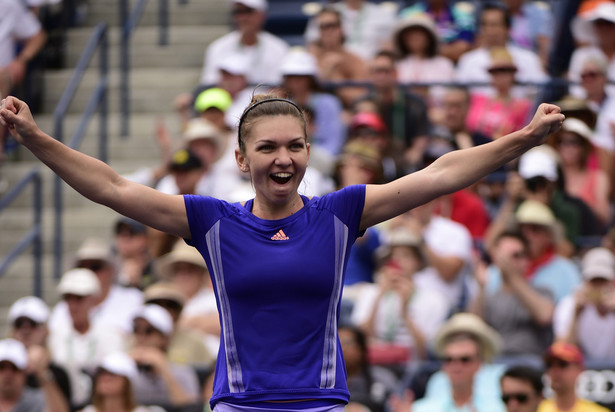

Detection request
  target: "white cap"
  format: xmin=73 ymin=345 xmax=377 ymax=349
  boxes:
xmin=518 ymin=146 xmax=558 ymax=182
xmin=8 ymin=296 xmax=50 ymax=324
xmin=133 ymin=304 xmax=174 ymax=336
xmin=571 ymin=2 xmax=615 ymax=45
xmin=280 ymin=47 xmax=319 ymax=77
xmin=217 ymin=53 xmax=250 ymax=76
xmin=561 ymin=118 xmax=593 ymax=142
xmin=0 ymin=339 xmax=28 ymax=370
xmin=74 ymin=237 xmax=113 ymax=263
xmin=232 ymin=0 xmax=267 ymax=11
xmin=183 ymin=118 xmax=224 ymax=151
xmin=581 ymin=247 xmax=615 ymax=281
xmin=99 ymin=352 xmax=138 ymax=380
xmin=57 ymin=268 xmax=101 ymax=297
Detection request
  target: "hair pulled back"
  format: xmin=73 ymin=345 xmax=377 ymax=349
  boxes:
xmin=237 ymin=94 xmax=307 ymax=152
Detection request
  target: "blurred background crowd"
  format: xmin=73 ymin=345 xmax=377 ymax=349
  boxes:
xmin=2 ymin=0 xmax=615 ymax=411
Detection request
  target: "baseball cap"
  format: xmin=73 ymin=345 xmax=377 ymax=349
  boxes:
xmin=144 ymin=282 xmax=187 ymax=307
xmin=518 ymin=146 xmax=558 ymax=182
xmin=98 ymin=352 xmax=138 ymax=380
xmin=232 ymin=0 xmax=267 ymax=12
xmin=515 ymin=200 xmax=556 ymax=228
xmin=217 ymin=53 xmax=250 ymax=76
xmin=349 ymin=112 xmax=387 ymax=134
xmin=194 ymin=88 xmax=233 ymax=113
xmin=183 ymin=118 xmax=224 ymax=151
xmin=74 ymin=238 xmax=113 ymax=263
xmin=581 ymin=247 xmax=615 ymax=281
xmin=561 ymin=117 xmax=593 ymax=142
xmin=571 ymin=2 xmax=615 ymax=45
xmin=133 ymin=304 xmax=174 ymax=336
xmin=544 ymin=342 xmax=584 ymax=366
xmin=0 ymin=339 xmax=28 ymax=370
xmin=8 ymin=296 xmax=50 ymax=324
xmin=169 ymin=149 xmax=203 ymax=172
xmin=57 ymin=268 xmax=101 ymax=297
xmin=114 ymin=216 xmax=146 ymax=235
xmin=280 ymin=48 xmax=319 ymax=77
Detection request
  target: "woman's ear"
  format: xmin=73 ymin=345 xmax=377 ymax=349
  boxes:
xmin=235 ymin=148 xmax=249 ymax=172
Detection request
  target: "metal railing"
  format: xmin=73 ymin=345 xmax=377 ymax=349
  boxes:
xmin=119 ymin=0 xmax=172 ymax=137
xmin=0 ymin=169 xmax=44 ymax=297
xmin=52 ymin=22 xmax=109 ymax=280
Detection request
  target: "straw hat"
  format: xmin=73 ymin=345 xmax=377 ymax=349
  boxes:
xmin=433 ymin=312 xmax=502 ymax=362
xmin=156 ymin=241 xmax=207 ymax=279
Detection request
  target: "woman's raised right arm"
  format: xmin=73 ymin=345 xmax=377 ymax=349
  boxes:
xmin=0 ymin=96 xmax=191 ymax=239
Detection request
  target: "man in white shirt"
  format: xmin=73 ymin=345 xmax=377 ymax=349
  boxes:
xmin=455 ymin=2 xmax=546 ymax=98
xmin=553 ymin=247 xmax=615 ymax=361
xmin=199 ymin=0 xmax=288 ymax=86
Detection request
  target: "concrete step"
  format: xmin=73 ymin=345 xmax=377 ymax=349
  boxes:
xmin=62 ymin=25 xmax=228 ymax=69
xmin=82 ymin=0 xmax=230 ymax=27
xmin=41 ymin=67 xmax=201 ymax=114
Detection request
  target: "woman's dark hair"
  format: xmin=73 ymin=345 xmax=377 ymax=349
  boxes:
xmin=396 ymin=25 xmax=438 ymax=58
xmin=501 ymin=365 xmax=544 ymax=395
xmin=237 ymin=94 xmax=307 ymax=152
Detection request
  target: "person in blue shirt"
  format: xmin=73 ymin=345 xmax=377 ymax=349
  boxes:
xmin=0 ymin=93 xmax=565 ymax=412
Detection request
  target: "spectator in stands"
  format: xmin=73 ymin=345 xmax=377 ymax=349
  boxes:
xmin=569 ymin=2 xmax=615 ymax=98
xmin=351 ymin=229 xmax=450 ymax=360
xmin=304 ymin=0 xmax=396 ymax=61
xmin=455 ymin=2 xmax=546 ymax=99
xmin=0 ymin=0 xmax=47 ymax=162
xmin=390 ymin=313 xmax=506 ymax=412
xmin=387 ymin=197 xmax=474 ymax=312
xmin=470 ymin=231 xmax=554 ymax=358
xmin=539 ymin=342 xmax=610 ymax=412
xmin=359 ymin=51 xmax=431 ymax=161
xmin=307 ymin=7 xmax=369 ymax=108
xmin=549 ymin=118 xmax=610 ymax=225
xmin=8 ymin=296 xmax=72 ymax=407
xmin=465 ymin=47 xmax=532 ymax=140
xmin=280 ymin=47 xmax=346 ymax=159
xmin=392 ymin=13 xmax=455 ymax=106
xmin=49 ymin=268 xmax=126 ymax=408
xmin=335 ymin=141 xmax=383 ymax=287
xmin=199 ymin=0 xmax=288 ymax=86
xmin=143 ymin=281 xmax=214 ymax=367
xmin=397 ymin=0 xmax=476 ymax=63
xmin=81 ymin=351 xmax=163 ymax=412
xmin=156 ymin=240 xmax=219 ymax=358
xmin=49 ymin=237 xmax=144 ymax=334
xmin=339 ymin=324 xmax=398 ymax=412
xmin=346 ymin=111 xmax=407 ymax=182
xmin=0 ymin=338 xmax=68 ymax=412
xmin=130 ymin=304 xmax=200 ymax=408
xmin=500 ymin=365 xmax=545 ymax=412
xmin=503 ymin=0 xmax=554 ymax=68
xmin=113 ymin=216 xmax=156 ymax=290
xmin=553 ymin=247 xmax=615 ymax=361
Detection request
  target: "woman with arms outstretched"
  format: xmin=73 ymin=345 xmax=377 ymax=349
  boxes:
xmin=0 ymin=95 xmax=564 ymax=412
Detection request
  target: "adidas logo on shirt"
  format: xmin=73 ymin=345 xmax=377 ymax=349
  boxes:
xmin=271 ymin=229 xmax=289 ymax=241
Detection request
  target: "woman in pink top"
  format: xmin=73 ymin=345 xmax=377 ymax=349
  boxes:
xmin=465 ymin=47 xmax=532 ymax=140
xmin=550 ymin=118 xmax=611 ymax=224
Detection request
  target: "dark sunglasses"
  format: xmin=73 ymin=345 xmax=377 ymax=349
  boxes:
xmin=133 ymin=326 xmax=158 ymax=336
xmin=148 ymin=299 xmax=183 ymax=311
xmin=13 ymin=317 xmax=40 ymax=329
xmin=488 ymin=67 xmax=516 ymax=74
xmin=319 ymin=22 xmax=340 ymax=31
xmin=502 ymin=393 xmax=530 ymax=404
xmin=77 ymin=261 xmax=106 ymax=272
xmin=442 ymin=355 xmax=476 ymax=364
xmin=232 ymin=7 xmax=256 ymax=16
xmin=546 ymin=359 xmax=571 ymax=369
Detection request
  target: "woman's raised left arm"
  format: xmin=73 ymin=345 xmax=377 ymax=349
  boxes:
xmin=360 ymin=103 xmax=565 ymax=231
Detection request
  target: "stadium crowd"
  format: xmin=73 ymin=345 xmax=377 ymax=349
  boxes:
xmin=3 ymin=0 xmax=615 ymax=411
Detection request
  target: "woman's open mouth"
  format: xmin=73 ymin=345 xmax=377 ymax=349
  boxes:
xmin=270 ymin=172 xmax=293 ymax=184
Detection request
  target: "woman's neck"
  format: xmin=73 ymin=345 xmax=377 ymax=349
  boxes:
xmin=252 ymin=194 xmax=304 ymax=220
xmin=100 ymin=395 xmax=128 ymax=412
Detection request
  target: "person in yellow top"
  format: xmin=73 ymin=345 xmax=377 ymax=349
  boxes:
xmin=538 ymin=342 xmax=610 ymax=412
